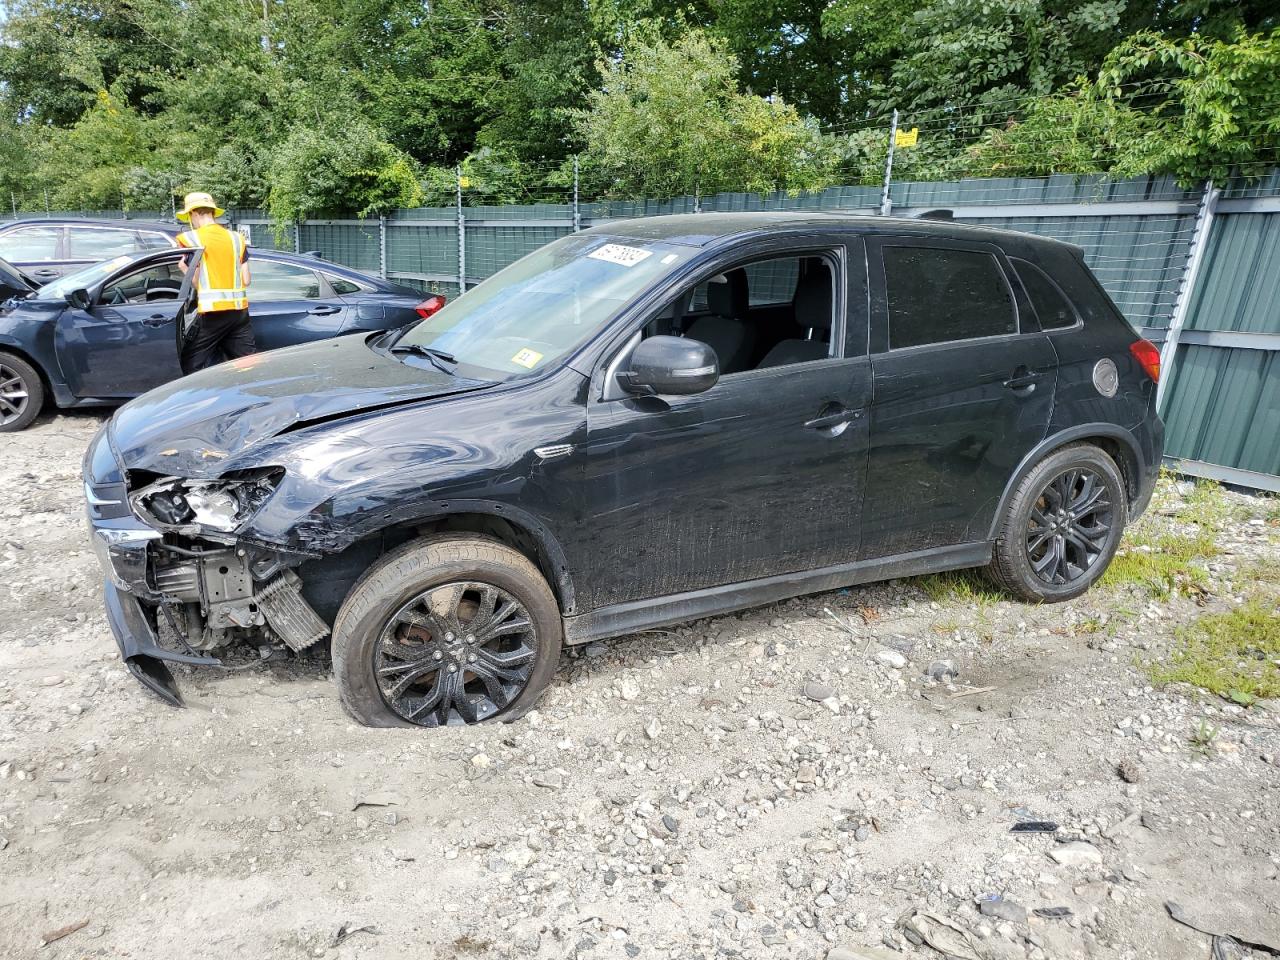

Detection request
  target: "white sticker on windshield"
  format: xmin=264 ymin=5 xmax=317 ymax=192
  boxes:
xmin=660 ymin=253 xmax=678 ymax=264
xmin=511 ymin=348 xmax=543 ymax=369
xmin=588 ymin=243 xmax=653 ymax=268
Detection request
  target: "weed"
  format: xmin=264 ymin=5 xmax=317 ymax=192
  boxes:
xmin=916 ymin=570 xmax=1004 ymax=610
xmin=1189 ymin=718 xmax=1220 ymax=756
xmin=1149 ymin=600 xmax=1280 ymax=705
xmin=1075 ymin=616 xmax=1104 ymax=635
xmin=1102 ymin=530 xmax=1217 ymax=598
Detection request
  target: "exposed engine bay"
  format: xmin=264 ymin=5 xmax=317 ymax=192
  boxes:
xmin=130 ymin=472 xmax=329 ymax=655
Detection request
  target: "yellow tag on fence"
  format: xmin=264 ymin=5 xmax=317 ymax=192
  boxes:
xmin=895 ymin=127 xmax=919 ymax=148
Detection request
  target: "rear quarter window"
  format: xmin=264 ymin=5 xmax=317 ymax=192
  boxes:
xmin=1011 ymin=257 xmax=1078 ymax=330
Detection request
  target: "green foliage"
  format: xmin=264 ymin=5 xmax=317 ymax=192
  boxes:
xmin=1150 ymin=601 xmax=1280 ymax=705
xmin=267 ymin=120 xmax=423 ymax=227
xmin=0 ymin=0 xmax=1277 ymax=213
xmin=576 ymin=28 xmax=837 ymax=199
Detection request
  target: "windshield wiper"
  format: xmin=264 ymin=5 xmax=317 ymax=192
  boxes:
xmin=390 ymin=342 xmax=458 ymax=374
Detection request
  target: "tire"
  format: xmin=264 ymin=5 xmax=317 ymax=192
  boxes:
xmin=987 ymin=443 xmax=1128 ymax=603
xmin=0 ymin=352 xmax=45 ymax=433
xmin=331 ymin=534 xmax=562 ymax=728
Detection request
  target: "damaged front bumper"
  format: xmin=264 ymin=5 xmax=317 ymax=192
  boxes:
xmin=90 ymin=517 xmax=222 ymax=705
xmin=87 ymin=457 xmax=330 ymax=706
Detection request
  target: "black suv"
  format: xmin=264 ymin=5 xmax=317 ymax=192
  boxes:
xmin=84 ymin=213 xmax=1163 ymax=726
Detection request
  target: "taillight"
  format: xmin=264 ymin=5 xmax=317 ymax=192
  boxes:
xmin=415 ymin=295 xmax=446 ymax=319
xmin=1129 ymin=339 xmax=1160 ymax=383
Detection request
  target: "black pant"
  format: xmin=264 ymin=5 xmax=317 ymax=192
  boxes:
xmin=181 ymin=309 xmax=257 ymax=373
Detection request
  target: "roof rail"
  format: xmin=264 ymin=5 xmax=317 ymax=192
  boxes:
xmin=915 ymin=209 xmax=954 ymax=220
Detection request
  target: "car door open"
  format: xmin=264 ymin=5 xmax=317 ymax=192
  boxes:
xmin=54 ymin=251 xmax=196 ymax=399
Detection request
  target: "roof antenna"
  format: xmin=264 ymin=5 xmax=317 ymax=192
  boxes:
xmin=916 ymin=209 xmax=954 ymax=220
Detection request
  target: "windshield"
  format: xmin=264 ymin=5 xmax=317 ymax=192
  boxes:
xmin=35 ymin=254 xmax=142 ymax=300
xmin=393 ymin=234 xmax=690 ymax=379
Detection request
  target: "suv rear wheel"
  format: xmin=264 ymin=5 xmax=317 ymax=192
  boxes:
xmin=0 ymin=352 xmax=43 ymax=432
xmin=331 ymin=535 xmax=562 ymax=727
xmin=988 ymin=444 xmax=1128 ymax=602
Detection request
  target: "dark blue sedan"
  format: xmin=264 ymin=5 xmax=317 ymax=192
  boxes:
xmin=0 ymin=247 xmax=439 ymax=431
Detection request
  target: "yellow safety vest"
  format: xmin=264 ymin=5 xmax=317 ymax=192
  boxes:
xmin=175 ymin=224 xmax=248 ymax=313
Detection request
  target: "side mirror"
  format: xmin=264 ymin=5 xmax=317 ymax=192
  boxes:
xmin=617 ymin=335 xmax=719 ymax=396
xmin=65 ymin=288 xmax=92 ymax=311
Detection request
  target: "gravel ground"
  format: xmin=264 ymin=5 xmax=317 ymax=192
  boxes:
xmin=1 ymin=410 xmax=1278 ymax=960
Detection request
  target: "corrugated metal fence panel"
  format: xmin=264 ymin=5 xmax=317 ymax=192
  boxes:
xmin=1184 ymin=213 xmax=1280 ymax=334
xmin=1162 ymin=345 xmax=1280 ymax=478
xmin=298 ymin=220 xmax=381 ymax=274
xmin=964 ymin=215 xmax=1195 ymax=331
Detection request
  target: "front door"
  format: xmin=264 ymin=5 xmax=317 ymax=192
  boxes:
xmin=579 ymin=241 xmax=872 ymax=610
xmin=55 ymin=253 xmax=195 ymax=399
xmin=860 ymin=237 xmax=1058 ymax=559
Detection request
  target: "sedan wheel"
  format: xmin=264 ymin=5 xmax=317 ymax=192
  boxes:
xmin=0 ymin=353 xmax=44 ymax=432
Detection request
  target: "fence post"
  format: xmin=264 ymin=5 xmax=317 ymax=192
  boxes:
xmin=44 ymin=190 xmax=50 ymax=217
xmin=293 ymin=221 xmax=301 ymax=254
xmin=880 ymin=109 xmax=899 ymax=216
xmin=378 ymin=215 xmax=387 ymax=279
xmin=1157 ymin=179 xmax=1220 ymax=412
xmin=572 ymin=156 xmax=581 ymax=233
xmin=455 ymin=165 xmax=466 ymax=293
xmin=10 ymin=194 xmax=16 ymax=218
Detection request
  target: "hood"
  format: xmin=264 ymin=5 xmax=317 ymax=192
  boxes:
xmin=111 ymin=334 xmax=493 ymax=475
xmin=0 ymin=256 xmax=37 ymax=301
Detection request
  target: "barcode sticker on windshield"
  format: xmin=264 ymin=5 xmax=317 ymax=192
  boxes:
xmin=588 ymin=243 xmax=652 ymax=268
xmin=511 ymin=348 xmax=543 ymax=369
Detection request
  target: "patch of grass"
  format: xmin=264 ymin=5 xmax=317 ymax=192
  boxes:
xmin=1102 ymin=530 xmax=1218 ymax=599
xmin=1075 ymin=615 xmax=1105 ymax=635
xmin=916 ymin=569 xmax=1004 ymax=611
xmin=1179 ymin=479 xmax=1248 ymax=530
xmin=1149 ymin=600 xmax=1280 ymax=706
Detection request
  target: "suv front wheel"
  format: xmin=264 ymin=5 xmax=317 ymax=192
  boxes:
xmin=988 ymin=444 xmax=1128 ymax=602
xmin=331 ymin=535 xmax=562 ymax=727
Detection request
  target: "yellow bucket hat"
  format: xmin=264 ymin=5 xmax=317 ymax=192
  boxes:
xmin=175 ymin=191 xmax=225 ymax=222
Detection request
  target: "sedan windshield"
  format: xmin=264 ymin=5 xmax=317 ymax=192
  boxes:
xmin=35 ymin=254 xmax=141 ymax=300
xmin=392 ymin=234 xmax=689 ymax=380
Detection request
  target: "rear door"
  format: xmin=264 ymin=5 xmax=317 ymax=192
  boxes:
xmin=248 ymin=258 xmax=351 ymax=349
xmin=860 ymin=237 xmax=1057 ymax=559
xmin=55 ymin=252 xmax=195 ymax=399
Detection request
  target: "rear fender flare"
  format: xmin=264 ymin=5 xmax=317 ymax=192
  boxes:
xmin=985 ymin=423 xmax=1146 ymax=541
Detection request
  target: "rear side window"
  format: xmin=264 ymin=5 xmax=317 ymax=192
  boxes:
xmin=252 ymin=260 xmax=321 ymax=300
xmin=1012 ymin=258 xmax=1078 ymax=330
xmin=0 ymin=225 xmax=60 ymax=261
xmin=328 ymin=275 xmax=362 ymax=295
xmin=884 ymin=246 xmax=1016 ymax=349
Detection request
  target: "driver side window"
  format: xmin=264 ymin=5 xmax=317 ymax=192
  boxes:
xmin=100 ymin=261 xmax=184 ymax=305
xmin=656 ymin=251 xmax=841 ymax=378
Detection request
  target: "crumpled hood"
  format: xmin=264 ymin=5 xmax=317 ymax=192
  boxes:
xmin=111 ymin=334 xmax=491 ymax=475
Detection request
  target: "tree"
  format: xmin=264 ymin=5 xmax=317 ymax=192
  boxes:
xmin=576 ymin=28 xmax=836 ymax=199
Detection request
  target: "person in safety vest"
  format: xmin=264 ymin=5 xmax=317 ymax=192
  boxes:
xmin=173 ymin=191 xmax=254 ymax=372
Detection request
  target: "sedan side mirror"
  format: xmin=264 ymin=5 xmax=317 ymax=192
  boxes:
xmin=617 ymin=335 xmax=719 ymax=396
xmin=65 ymin=288 xmax=92 ymax=311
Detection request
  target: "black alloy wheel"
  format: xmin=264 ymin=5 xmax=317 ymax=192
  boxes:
xmin=987 ymin=443 xmax=1128 ymax=602
xmin=375 ymin=581 xmax=537 ymax=726
xmin=1025 ymin=467 xmax=1115 ymax=585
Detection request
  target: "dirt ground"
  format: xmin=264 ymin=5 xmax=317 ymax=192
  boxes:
xmin=1 ymin=410 xmax=1278 ymax=960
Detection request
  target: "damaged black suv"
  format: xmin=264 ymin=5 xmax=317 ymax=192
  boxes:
xmin=85 ymin=212 xmax=1164 ymax=726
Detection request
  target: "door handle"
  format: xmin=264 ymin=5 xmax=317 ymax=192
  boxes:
xmin=143 ymin=314 xmax=173 ymax=327
xmin=805 ymin=405 xmax=862 ymax=431
xmin=1003 ymin=367 xmax=1041 ymax=393
xmin=309 ymin=305 xmax=341 ymax=315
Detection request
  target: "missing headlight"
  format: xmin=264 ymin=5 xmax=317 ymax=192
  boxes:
xmin=133 ymin=468 xmax=283 ymax=533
